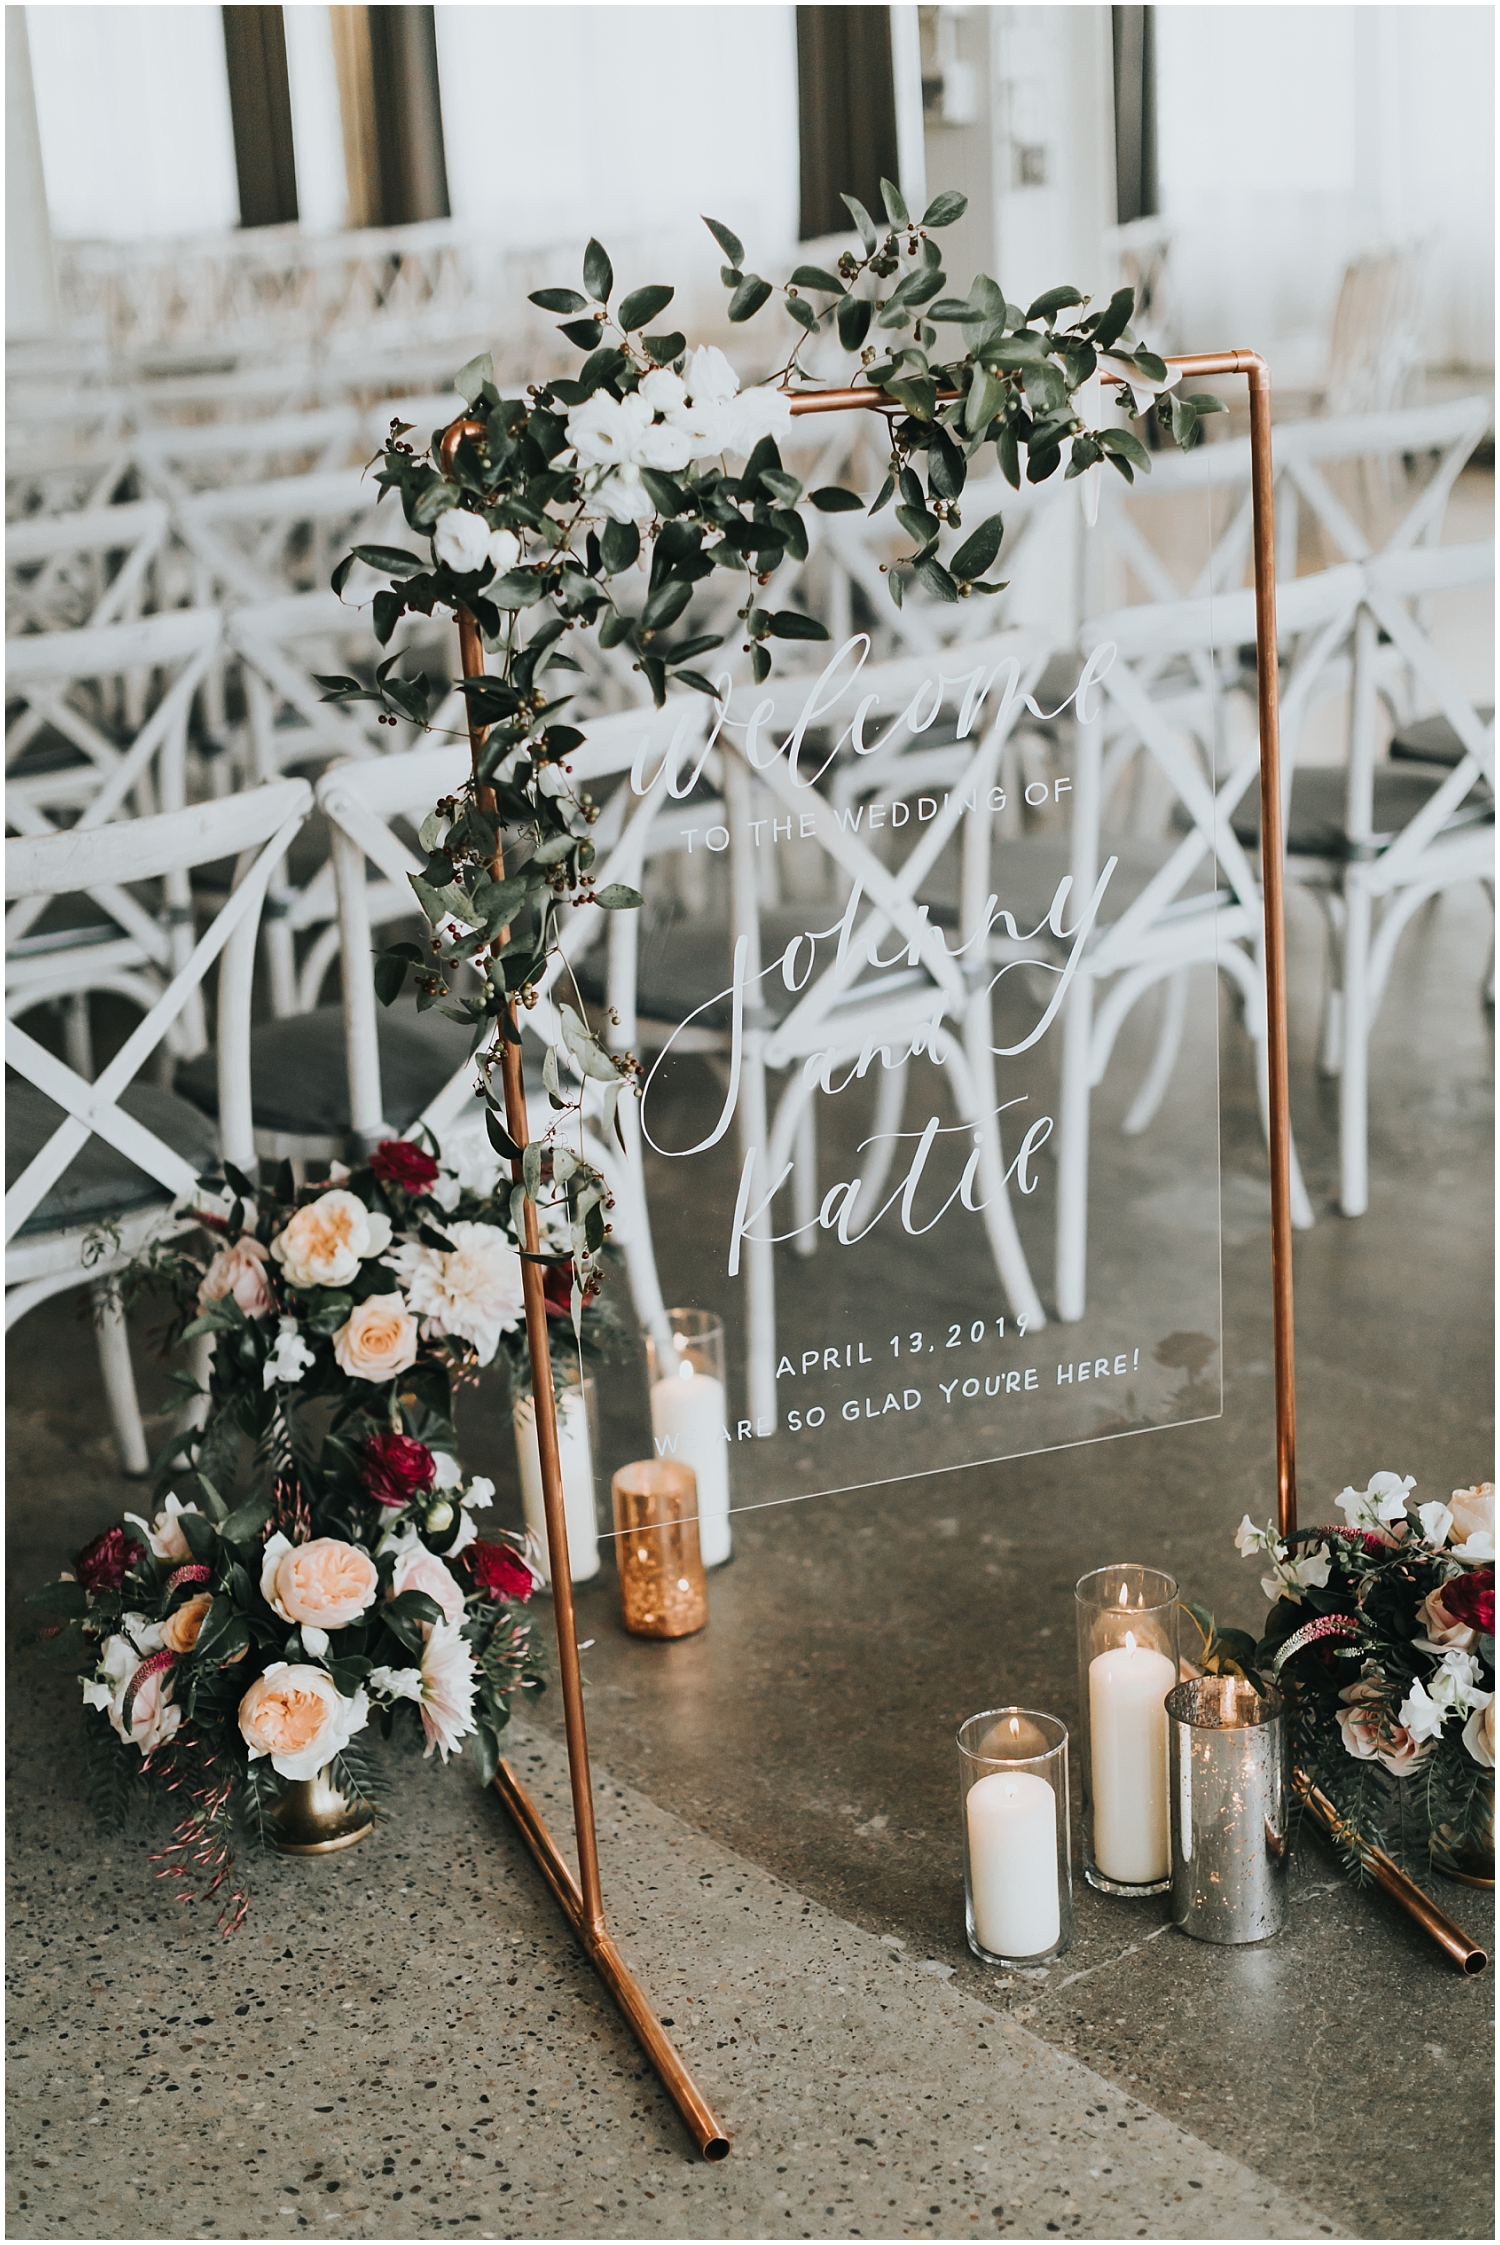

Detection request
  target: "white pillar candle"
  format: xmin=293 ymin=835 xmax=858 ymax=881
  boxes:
xmin=514 ymin=1386 xmax=600 ymax=1583
xmin=1088 ymin=1631 xmax=1175 ymax=1883
xmin=966 ymin=1770 xmax=1061 ymax=1957
xmin=649 ymin=1362 xmax=732 ymax=1567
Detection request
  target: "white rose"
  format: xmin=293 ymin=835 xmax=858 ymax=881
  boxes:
xmin=594 ymin=464 xmax=654 ymax=522
xmin=487 ymin=526 xmax=521 ymax=575
xmin=633 ymin=417 xmax=695 ymax=473
xmin=639 ymin=368 xmax=687 ymax=416
xmin=724 ymin=384 xmax=794 ymax=451
xmin=389 ymin=1545 xmax=466 ymax=1632
xmin=269 ymin=1190 xmax=392 ymax=1292
xmin=432 ymin=508 xmax=493 ymax=573
xmin=682 ymin=345 xmax=740 ymax=404
xmin=567 ymin=390 xmax=652 ymax=466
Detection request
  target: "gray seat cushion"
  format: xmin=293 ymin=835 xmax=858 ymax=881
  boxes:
xmin=921 ymin=835 xmax=1175 ymax=932
xmin=574 ymin=905 xmax=827 ymax=1032
xmin=1227 ymin=765 xmax=1493 ymax=859
xmin=5 ymin=1078 xmax=218 ymax=1239
xmin=174 ymin=1004 xmax=474 ymax=1139
xmin=1388 ymin=707 xmax=1494 ymax=769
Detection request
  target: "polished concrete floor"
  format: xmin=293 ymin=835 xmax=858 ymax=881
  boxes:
xmin=7 ymin=878 xmax=1494 ymax=2240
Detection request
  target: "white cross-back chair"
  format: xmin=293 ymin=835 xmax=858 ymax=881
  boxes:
xmin=1049 ymin=568 xmax=1369 ymax=1317
xmin=5 ymin=497 xmax=171 ymax=636
xmin=6 ymin=779 xmax=313 ymax=1471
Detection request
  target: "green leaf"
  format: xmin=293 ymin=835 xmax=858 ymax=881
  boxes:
xmin=643 ymin=330 xmax=686 ymax=364
xmin=529 ymin=287 xmax=587 ymax=314
xmin=1089 ymin=284 xmax=1136 ymax=354
xmin=27 ymin=1579 xmax=89 ymax=1618
xmin=582 ymin=238 xmax=613 ymax=303
xmin=484 ymin=1108 xmax=522 ymax=1163
xmin=880 ymin=177 xmax=909 ymax=226
xmin=219 ymin=1490 xmax=276 ymax=1546
xmin=598 ymin=607 xmax=634 ymax=649
xmin=326 ymin=1655 xmax=374 ymax=1699
xmin=768 ymin=611 xmax=829 ymax=641
xmin=841 ymin=194 xmax=879 ymax=254
xmin=811 ymin=485 xmax=864 ymax=512
xmin=951 ymin=512 xmax=1004 ymax=581
xmin=330 ymin=554 xmax=355 ymax=599
xmin=674 ymin=669 xmax=724 ymax=699
xmin=618 ymin=283 xmax=674 ymax=332
xmin=882 ymin=375 xmax=938 ymax=421
xmin=790 ymin=265 xmax=846 ymax=295
xmin=593 ymin=884 xmax=643 ymax=910
xmin=390 ymin=1588 xmax=445 ymax=1630
xmin=641 ymin=578 xmax=693 ymax=633
xmin=560 ymin=318 xmax=603 ymax=351
xmin=1097 ymin=426 xmax=1152 ymax=470
xmin=471 ymin=1720 xmax=501 ymax=1787
xmin=452 ymin=350 xmax=495 ymax=402
xmin=703 ymin=215 xmax=745 ymax=268
xmin=374 ymin=941 xmax=422 ymax=1006
xmin=836 ymin=295 xmax=872 ymax=352
xmin=920 ymin=189 xmax=968 ymax=228
xmin=927 ymin=427 xmax=966 ymax=499
xmin=193 ymin=1597 xmax=245 ymax=1667
xmin=638 ymin=467 xmax=687 ymax=516
xmin=728 ymin=274 xmax=772 ymax=323
xmin=963 ymin=368 xmax=1005 ymax=437
xmin=599 ymin=518 xmax=639 ymax=574
xmin=913 ymin=555 xmax=960 ymax=603
xmin=783 ymin=292 xmax=819 ymax=336
xmin=1026 ymin=284 xmax=1085 ymax=322
xmin=39 ymin=1617 xmax=87 ymax=1665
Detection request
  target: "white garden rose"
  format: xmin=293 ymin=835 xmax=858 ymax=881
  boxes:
xmin=269 ymin=1190 xmax=392 ymax=1292
xmin=594 ymin=464 xmax=654 ymax=522
xmin=638 ymin=367 xmax=687 ymax=416
xmin=486 ymin=526 xmax=521 ymax=575
xmin=681 ymin=345 xmax=739 ymax=403
xmin=634 ymin=417 xmax=696 ymax=473
xmin=432 ymin=508 xmax=493 ymax=573
xmin=567 ymin=390 xmax=652 ymax=466
xmin=725 ymin=384 xmax=795 ymax=450
xmin=387 ymin=1221 xmax=524 ymax=1364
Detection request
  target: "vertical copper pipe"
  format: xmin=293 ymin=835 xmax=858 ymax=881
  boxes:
xmin=438 ymin=419 xmax=725 ymax=2154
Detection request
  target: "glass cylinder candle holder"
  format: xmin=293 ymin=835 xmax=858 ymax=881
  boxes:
xmin=514 ymin=1375 xmax=600 ymax=1584
xmin=645 ymin=1310 xmax=732 ymax=1568
xmin=1167 ymin=1675 xmax=1289 ymax=1943
xmin=611 ymin=1458 xmax=708 ymax=1639
xmin=1075 ymin=1564 xmax=1179 ymax=1895
xmin=958 ymin=1710 xmax=1072 ymax=1965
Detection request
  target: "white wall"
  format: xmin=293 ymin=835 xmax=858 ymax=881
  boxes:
xmin=1157 ymin=3 xmax=1494 ymax=371
xmin=27 ymin=2 xmax=239 ymax=241
xmin=434 ymin=3 xmax=799 ymax=287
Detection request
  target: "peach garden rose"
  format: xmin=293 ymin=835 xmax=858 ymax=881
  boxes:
xmin=333 ymin=1293 xmax=419 ymax=1383
xmin=160 ymin=1591 xmax=214 ymax=1654
xmin=269 ymin=1189 xmax=392 ymax=1292
xmin=238 ymin=1663 xmax=369 ymax=1782
xmin=260 ymin=1533 xmax=378 ymax=1655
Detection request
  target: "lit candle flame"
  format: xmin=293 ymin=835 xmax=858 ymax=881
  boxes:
xmin=1119 ymin=1583 xmax=1130 ymax=1606
xmin=1125 ymin=1629 xmax=1137 ymax=1654
xmin=1008 ymin=1715 xmax=1021 ymax=1739
xmin=678 ymin=1358 xmax=694 ymax=1380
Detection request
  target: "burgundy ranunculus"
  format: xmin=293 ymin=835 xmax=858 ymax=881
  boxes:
xmin=1443 ymin=1567 xmax=1495 ymax=1636
xmin=369 ymin=1139 xmax=441 ymax=1193
xmin=466 ymin=1540 xmax=534 ymax=1603
xmin=75 ymin=1525 xmax=145 ymax=1593
xmin=362 ymin=1430 xmax=438 ymax=1509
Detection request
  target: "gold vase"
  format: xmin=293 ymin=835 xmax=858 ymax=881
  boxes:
xmin=611 ymin=1458 xmax=708 ymax=1639
xmin=271 ymin=1762 xmax=376 ymax=1855
xmin=1430 ymin=1775 xmax=1496 ymax=1888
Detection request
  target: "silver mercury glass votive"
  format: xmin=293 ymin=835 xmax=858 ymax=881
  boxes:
xmin=1166 ymin=1674 xmax=1289 ymax=1943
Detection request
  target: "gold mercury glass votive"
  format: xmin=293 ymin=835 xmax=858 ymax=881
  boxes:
xmin=611 ymin=1459 xmax=708 ymax=1639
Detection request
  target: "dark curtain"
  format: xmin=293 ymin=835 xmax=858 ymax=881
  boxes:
xmin=366 ymin=5 xmax=450 ymax=227
xmin=222 ymin=6 xmax=298 ymax=228
xmin=796 ymin=5 xmax=901 ymax=240
xmin=1111 ymin=6 xmax=1158 ymax=226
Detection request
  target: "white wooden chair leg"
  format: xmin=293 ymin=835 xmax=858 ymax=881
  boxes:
xmin=1317 ymin=893 xmax=1348 ymax=1078
xmin=738 ymin=1025 xmax=778 ymax=1430
xmin=792 ymin=1094 xmax=818 ymax=1256
xmin=1054 ymin=972 xmax=1094 ymax=1322
xmin=951 ymin=998 xmax=1046 ymax=1330
xmin=611 ymin=1088 xmax=673 ymax=1359
xmin=1122 ymin=968 xmax=1188 ymax=1136
xmin=1339 ymin=878 xmax=1373 ymax=1217
xmin=92 ymin=1281 xmax=150 ymax=1476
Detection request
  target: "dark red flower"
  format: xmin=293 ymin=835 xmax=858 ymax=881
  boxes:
xmin=362 ymin=1431 xmax=437 ymax=1509
xmin=1443 ymin=1567 xmax=1495 ymax=1636
xmin=369 ymin=1139 xmax=440 ymax=1193
xmin=543 ymin=1262 xmax=572 ymax=1320
xmin=466 ymin=1540 xmax=534 ymax=1602
xmin=75 ymin=1526 xmax=145 ymax=1593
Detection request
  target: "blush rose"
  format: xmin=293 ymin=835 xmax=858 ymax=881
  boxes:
xmin=197 ymin=1234 xmax=274 ymax=1318
xmin=333 ymin=1294 xmax=419 ymax=1383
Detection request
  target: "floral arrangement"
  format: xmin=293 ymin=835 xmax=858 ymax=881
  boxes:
xmin=1232 ymin=1473 xmax=1495 ymax=1878
xmin=27 ymin=1134 xmax=631 ymax=1930
xmin=312 ymin=182 xmax=1221 ymax=1311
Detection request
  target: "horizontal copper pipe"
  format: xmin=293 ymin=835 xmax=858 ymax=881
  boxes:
xmin=785 ymin=353 xmax=1266 ymax=418
xmin=494 ymin=1763 xmax=731 ymax=2159
xmin=1300 ymin=1779 xmax=1487 ymax=1975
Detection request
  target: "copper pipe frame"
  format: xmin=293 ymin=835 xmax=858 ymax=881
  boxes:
xmin=793 ymin=352 xmax=1297 ymax=1536
xmin=435 ymin=350 xmax=1298 ymax=2158
xmin=1298 ymin=1779 xmax=1487 ymax=1974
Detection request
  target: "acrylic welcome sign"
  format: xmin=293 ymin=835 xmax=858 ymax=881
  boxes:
xmin=604 ymin=555 xmax=1234 ymax=1523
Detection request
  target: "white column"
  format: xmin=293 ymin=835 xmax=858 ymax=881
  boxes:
xmin=6 ymin=8 xmax=59 ymax=338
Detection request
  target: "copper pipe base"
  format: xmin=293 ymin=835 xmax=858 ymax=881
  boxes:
xmin=493 ymin=1761 xmax=730 ymax=2159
